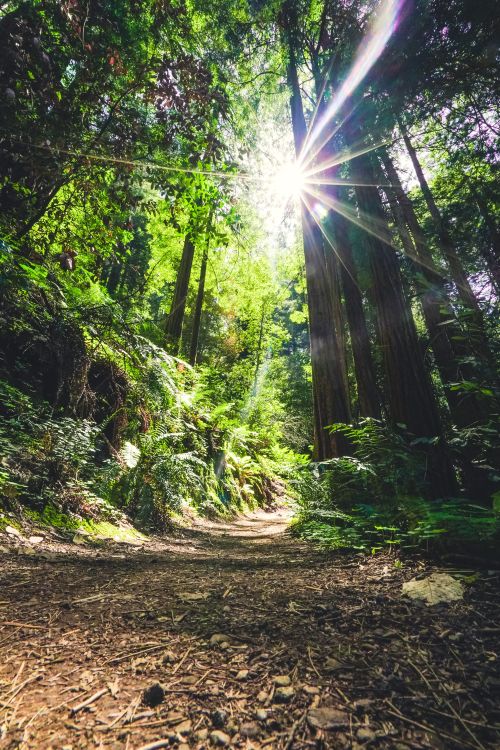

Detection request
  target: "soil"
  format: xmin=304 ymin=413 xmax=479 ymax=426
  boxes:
xmin=0 ymin=509 xmax=499 ymax=750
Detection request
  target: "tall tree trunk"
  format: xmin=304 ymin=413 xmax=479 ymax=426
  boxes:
xmin=380 ymin=150 xmax=487 ymax=427
xmin=398 ymin=118 xmax=493 ymax=363
xmin=351 ymin=151 xmax=456 ymax=497
xmin=286 ymin=42 xmax=351 ymax=459
xmin=189 ymin=237 xmax=209 ymax=366
xmin=165 ymin=233 xmax=195 ymax=354
xmin=330 ymin=197 xmax=382 ymax=418
xmin=472 ymin=188 xmax=500 ymax=292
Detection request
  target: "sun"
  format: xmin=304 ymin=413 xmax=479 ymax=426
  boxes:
xmin=270 ymin=160 xmax=306 ymax=201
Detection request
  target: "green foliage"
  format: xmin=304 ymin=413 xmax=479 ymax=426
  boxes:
xmin=292 ymin=421 xmax=500 ymax=553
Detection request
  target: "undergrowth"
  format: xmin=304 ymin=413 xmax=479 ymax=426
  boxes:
xmin=291 ymin=420 xmax=500 ymax=555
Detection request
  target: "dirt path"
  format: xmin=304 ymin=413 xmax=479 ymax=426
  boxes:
xmin=0 ymin=510 xmax=499 ymax=750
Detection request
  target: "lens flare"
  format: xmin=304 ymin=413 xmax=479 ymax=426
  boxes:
xmin=301 ymin=0 xmax=405 ymax=163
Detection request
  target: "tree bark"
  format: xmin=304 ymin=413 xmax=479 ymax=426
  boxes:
xmin=286 ymin=40 xmax=351 ymax=459
xmin=351 ymin=151 xmax=456 ymax=497
xmin=165 ymin=233 xmax=196 ymax=354
xmin=331 ymin=200 xmax=382 ymax=419
xmin=188 ymin=236 xmax=209 ymax=366
xmin=398 ymin=118 xmax=493 ymax=363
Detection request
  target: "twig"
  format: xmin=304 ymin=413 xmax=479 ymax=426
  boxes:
xmin=170 ymin=646 xmax=193 ymax=676
xmin=137 ymin=740 xmax=170 ymax=750
xmin=0 ymin=621 xmax=46 ymax=630
xmin=104 ymin=642 xmax=170 ymax=665
xmin=284 ymin=709 xmax=308 ymax=750
xmin=70 ymin=687 xmax=108 ymax=716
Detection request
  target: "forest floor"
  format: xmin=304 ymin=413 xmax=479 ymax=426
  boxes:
xmin=0 ymin=509 xmax=499 ymax=750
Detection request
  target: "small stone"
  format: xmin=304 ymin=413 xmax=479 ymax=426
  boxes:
xmin=28 ymin=535 xmax=44 ymax=544
xmin=256 ymin=709 xmax=268 ymax=721
xmin=307 ymin=707 xmax=349 ymax=730
xmin=161 ymin=650 xmax=176 ymax=664
xmin=181 ymin=675 xmax=197 ymax=685
xmin=274 ymin=686 xmax=295 ymax=703
xmin=303 ymin=685 xmax=320 ymax=695
xmin=179 ymin=744 xmax=190 ymax=750
xmin=240 ymin=722 xmax=260 ymax=739
xmin=357 ymin=727 xmax=375 ymax=742
xmin=211 ymin=709 xmax=228 ymax=728
xmin=176 ymin=720 xmax=192 ymax=735
xmin=210 ymin=633 xmax=230 ymax=646
xmin=273 ymin=675 xmax=291 ymax=687
xmin=141 ymin=682 xmax=165 ymax=708
xmin=235 ymin=669 xmax=248 ymax=681
xmin=226 ymin=721 xmax=238 ymax=736
xmin=257 ymin=690 xmax=268 ymax=703
xmin=210 ymin=730 xmax=231 ymax=746
xmin=5 ymin=526 xmax=21 ymax=537
xmin=196 ymin=728 xmax=209 ymax=741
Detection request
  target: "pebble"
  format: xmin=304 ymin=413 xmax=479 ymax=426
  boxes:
xmin=357 ymin=727 xmax=375 ymax=742
xmin=303 ymin=685 xmax=320 ymax=695
xmin=273 ymin=674 xmax=291 ymax=686
xmin=210 ymin=730 xmax=231 ymax=746
xmin=274 ymin=686 xmax=295 ymax=703
xmin=210 ymin=633 xmax=230 ymax=646
xmin=257 ymin=690 xmax=268 ymax=703
xmin=240 ymin=722 xmax=260 ymax=739
xmin=256 ymin=709 xmax=268 ymax=721
xmin=235 ymin=669 xmax=248 ymax=681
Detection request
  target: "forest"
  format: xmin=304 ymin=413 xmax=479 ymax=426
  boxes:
xmin=0 ymin=0 xmax=499 ymax=749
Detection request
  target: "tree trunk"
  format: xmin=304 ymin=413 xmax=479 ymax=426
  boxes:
xmin=286 ymin=43 xmax=351 ymax=459
xmin=351 ymin=151 xmax=456 ymax=497
xmin=165 ymin=233 xmax=196 ymax=354
xmin=331 ymin=198 xmax=382 ymax=419
xmin=381 ymin=149 xmax=489 ymax=428
xmin=189 ymin=237 xmax=209 ymax=366
xmin=398 ymin=118 xmax=493 ymax=363
xmin=473 ymin=189 xmax=500 ymax=292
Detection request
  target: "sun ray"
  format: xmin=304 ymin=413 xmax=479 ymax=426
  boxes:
xmin=301 ymin=0 xmax=405 ymax=163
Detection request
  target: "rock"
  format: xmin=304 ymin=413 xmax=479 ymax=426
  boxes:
xmin=141 ymin=682 xmax=165 ymax=707
xmin=181 ymin=675 xmax=197 ymax=685
xmin=210 ymin=730 xmax=231 ymax=746
xmin=273 ymin=674 xmax=291 ymax=686
xmin=226 ymin=721 xmax=238 ymax=736
xmin=357 ymin=727 xmax=375 ymax=742
xmin=402 ymin=573 xmax=464 ymax=606
xmin=257 ymin=690 xmax=268 ymax=703
xmin=196 ymin=728 xmax=209 ymax=741
xmin=210 ymin=633 xmax=231 ymax=647
xmin=28 ymin=535 xmax=44 ymax=544
xmin=307 ymin=707 xmax=349 ymax=730
xmin=235 ymin=669 xmax=248 ymax=681
xmin=161 ymin=650 xmax=176 ymax=664
xmin=303 ymin=685 xmax=320 ymax=696
xmin=176 ymin=720 xmax=192 ymax=735
xmin=274 ymin=686 xmax=295 ymax=703
xmin=179 ymin=744 xmax=190 ymax=750
xmin=5 ymin=526 xmax=21 ymax=537
xmin=256 ymin=709 xmax=268 ymax=721
xmin=211 ymin=709 xmax=228 ymax=728
xmin=240 ymin=722 xmax=260 ymax=739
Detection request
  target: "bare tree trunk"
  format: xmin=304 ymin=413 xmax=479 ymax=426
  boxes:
xmin=398 ymin=119 xmax=493 ymax=363
xmin=287 ymin=43 xmax=351 ymax=459
xmin=189 ymin=238 xmax=209 ymax=366
xmin=351 ymin=151 xmax=456 ymax=497
xmin=381 ymin=149 xmax=491 ymax=426
xmin=331 ymin=200 xmax=381 ymax=418
xmin=165 ymin=233 xmax=195 ymax=354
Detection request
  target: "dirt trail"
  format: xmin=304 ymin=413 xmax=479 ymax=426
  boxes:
xmin=0 ymin=510 xmax=498 ymax=750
